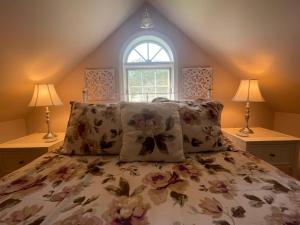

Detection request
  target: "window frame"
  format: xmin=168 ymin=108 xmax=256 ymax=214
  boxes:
xmin=122 ymin=35 xmax=175 ymax=102
xmin=125 ymin=40 xmax=173 ymax=64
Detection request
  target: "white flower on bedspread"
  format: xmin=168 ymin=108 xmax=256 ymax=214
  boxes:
xmin=264 ymin=206 xmax=300 ymax=225
xmin=142 ymin=171 xmax=188 ymax=205
xmin=0 ymin=205 xmax=43 ymax=225
xmin=102 ymin=195 xmax=150 ymax=225
xmin=172 ymin=163 xmax=202 ymax=181
xmin=53 ymin=208 xmax=103 ymax=225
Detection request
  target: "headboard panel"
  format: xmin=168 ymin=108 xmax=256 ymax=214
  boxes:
xmin=182 ymin=67 xmax=213 ymax=100
xmin=83 ymin=68 xmax=116 ymax=103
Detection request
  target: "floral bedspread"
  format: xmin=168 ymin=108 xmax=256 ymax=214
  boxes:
xmin=0 ymin=150 xmax=299 ymax=225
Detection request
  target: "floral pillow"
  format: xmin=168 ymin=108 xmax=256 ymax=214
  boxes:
xmin=119 ymin=102 xmax=185 ymax=162
xmin=61 ymin=102 xmax=122 ymax=155
xmin=152 ymin=98 xmax=231 ymax=152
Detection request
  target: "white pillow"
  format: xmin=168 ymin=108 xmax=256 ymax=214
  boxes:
xmin=119 ymin=102 xmax=185 ymax=162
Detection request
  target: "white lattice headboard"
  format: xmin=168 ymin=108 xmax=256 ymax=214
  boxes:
xmin=182 ymin=67 xmax=213 ymax=100
xmin=83 ymin=68 xmax=116 ymax=102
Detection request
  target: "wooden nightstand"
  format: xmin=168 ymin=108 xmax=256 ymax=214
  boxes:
xmin=0 ymin=132 xmax=65 ymax=177
xmin=222 ymin=127 xmax=300 ymax=178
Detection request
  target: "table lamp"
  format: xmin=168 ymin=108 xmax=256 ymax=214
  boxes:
xmin=29 ymin=84 xmax=63 ymax=139
xmin=232 ymin=79 xmax=265 ymax=134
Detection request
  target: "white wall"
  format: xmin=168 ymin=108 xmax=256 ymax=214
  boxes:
xmin=274 ymin=112 xmax=300 ymax=137
xmin=0 ymin=119 xmax=27 ymax=143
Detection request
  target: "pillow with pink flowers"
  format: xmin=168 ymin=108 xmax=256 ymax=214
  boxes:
xmin=61 ymin=102 xmax=122 ymax=155
xmin=152 ymin=98 xmax=231 ymax=152
xmin=119 ymin=102 xmax=185 ymax=162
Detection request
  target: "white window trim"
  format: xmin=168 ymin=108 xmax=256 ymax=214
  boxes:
xmin=121 ymin=34 xmax=177 ymax=102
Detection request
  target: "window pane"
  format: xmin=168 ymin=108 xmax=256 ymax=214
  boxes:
xmin=142 ymin=70 xmax=155 ymax=86
xmin=147 ymin=94 xmax=157 ymax=102
xmin=152 ymin=49 xmax=171 ymax=62
xmin=127 ymin=50 xmax=145 ymax=63
xmin=135 ymin=43 xmax=148 ymax=61
xmin=129 ymin=87 xmax=142 ymax=94
xmin=129 ymin=94 xmax=144 ymax=102
xmin=156 ymin=70 xmax=169 ymax=86
xmin=128 ymin=70 xmax=142 ymax=86
xmin=156 ymin=86 xmax=169 ymax=94
xmin=143 ymin=87 xmax=155 ymax=94
xmin=128 ymin=86 xmax=143 ymax=102
xmin=149 ymin=43 xmax=161 ymax=60
xmin=127 ymin=69 xmax=171 ymax=102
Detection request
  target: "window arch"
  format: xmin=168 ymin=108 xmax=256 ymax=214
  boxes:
xmin=123 ymin=35 xmax=175 ymax=102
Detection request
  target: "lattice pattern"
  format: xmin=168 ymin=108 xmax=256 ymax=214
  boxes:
xmin=182 ymin=67 xmax=212 ymax=100
xmin=84 ymin=69 xmax=116 ymax=101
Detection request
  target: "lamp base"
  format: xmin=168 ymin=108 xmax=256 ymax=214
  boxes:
xmin=239 ymin=127 xmax=254 ymax=134
xmin=43 ymin=131 xmax=57 ymax=140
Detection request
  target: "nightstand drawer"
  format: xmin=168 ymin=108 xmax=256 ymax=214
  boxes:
xmin=1 ymin=149 xmax=46 ymax=174
xmin=248 ymin=144 xmax=294 ymax=165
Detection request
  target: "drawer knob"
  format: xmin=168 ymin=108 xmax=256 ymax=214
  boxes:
xmin=19 ymin=160 xmax=25 ymax=165
xmin=269 ymin=153 xmax=276 ymax=157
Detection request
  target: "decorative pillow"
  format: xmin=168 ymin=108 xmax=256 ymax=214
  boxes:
xmin=152 ymin=98 xmax=230 ymax=152
xmin=61 ymin=102 xmax=122 ymax=155
xmin=119 ymin=102 xmax=185 ymax=162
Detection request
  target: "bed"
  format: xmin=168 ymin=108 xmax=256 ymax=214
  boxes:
xmin=0 ymin=149 xmax=299 ymax=225
xmin=0 ymin=74 xmax=299 ymax=225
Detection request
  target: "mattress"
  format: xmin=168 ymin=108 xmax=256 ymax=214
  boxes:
xmin=0 ymin=150 xmax=299 ymax=225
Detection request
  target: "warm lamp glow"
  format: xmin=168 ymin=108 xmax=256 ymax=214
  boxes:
xmin=29 ymin=84 xmax=62 ymax=107
xmin=231 ymin=53 xmax=273 ymax=75
xmin=232 ymin=79 xmax=265 ymax=102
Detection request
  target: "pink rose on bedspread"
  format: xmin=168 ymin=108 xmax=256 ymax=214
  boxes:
xmin=47 ymin=163 xmax=82 ymax=184
xmin=49 ymin=186 xmax=76 ymax=202
xmin=172 ymin=163 xmax=202 ymax=181
xmin=53 ymin=208 xmax=103 ymax=225
xmin=208 ymin=180 xmax=236 ymax=199
xmin=1 ymin=205 xmax=43 ymax=225
xmin=143 ymin=171 xmax=188 ymax=205
xmin=102 ymin=195 xmax=150 ymax=225
xmin=198 ymin=197 xmax=223 ymax=218
xmin=0 ymin=175 xmax=47 ymax=197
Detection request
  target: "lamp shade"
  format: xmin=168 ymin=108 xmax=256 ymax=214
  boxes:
xmin=29 ymin=84 xmax=63 ymax=107
xmin=232 ymin=79 xmax=265 ymax=102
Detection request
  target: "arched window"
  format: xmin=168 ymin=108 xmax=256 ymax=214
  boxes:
xmin=123 ymin=35 xmax=175 ymax=102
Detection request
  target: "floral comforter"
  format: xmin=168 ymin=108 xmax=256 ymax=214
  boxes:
xmin=0 ymin=150 xmax=299 ymax=225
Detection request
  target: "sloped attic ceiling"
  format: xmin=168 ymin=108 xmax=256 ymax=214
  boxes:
xmin=0 ymin=0 xmax=300 ymax=123
xmin=150 ymin=0 xmax=300 ymax=113
xmin=0 ymin=0 xmax=141 ymax=121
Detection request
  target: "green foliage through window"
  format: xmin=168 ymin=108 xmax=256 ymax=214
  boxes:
xmin=128 ymin=69 xmax=170 ymax=102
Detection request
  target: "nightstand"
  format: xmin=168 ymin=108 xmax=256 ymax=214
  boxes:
xmin=0 ymin=132 xmax=65 ymax=177
xmin=222 ymin=127 xmax=300 ymax=178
